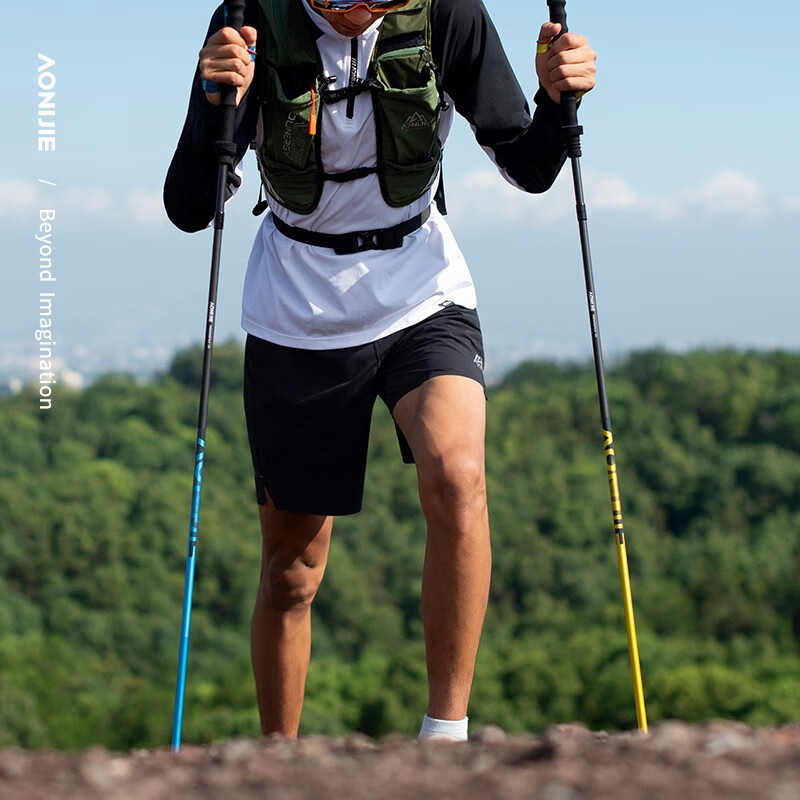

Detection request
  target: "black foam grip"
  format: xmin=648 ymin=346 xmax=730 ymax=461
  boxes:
xmin=547 ymin=0 xmax=569 ymax=33
xmin=220 ymin=0 xmax=248 ymax=142
xmin=225 ymin=0 xmax=247 ymax=31
xmin=546 ymin=0 xmax=579 ymax=134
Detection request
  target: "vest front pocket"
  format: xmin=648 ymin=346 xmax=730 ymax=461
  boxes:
xmin=262 ymin=88 xmax=316 ymax=170
xmin=381 ymin=156 xmax=440 ymax=208
xmin=259 ymin=69 xmax=323 ymax=214
xmin=258 ymin=160 xmax=320 ymax=216
xmin=373 ymin=47 xmax=440 ymax=167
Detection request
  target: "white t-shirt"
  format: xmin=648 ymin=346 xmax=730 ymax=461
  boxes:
xmin=240 ymin=4 xmax=476 ymax=350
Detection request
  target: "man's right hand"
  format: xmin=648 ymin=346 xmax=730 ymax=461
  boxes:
xmin=198 ymin=25 xmax=257 ymax=107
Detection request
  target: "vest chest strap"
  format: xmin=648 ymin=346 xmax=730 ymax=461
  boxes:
xmin=320 ymin=79 xmax=375 ymax=105
xmin=272 ymin=207 xmax=431 ymax=255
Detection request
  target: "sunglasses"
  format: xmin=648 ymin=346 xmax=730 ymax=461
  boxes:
xmin=309 ymin=0 xmax=411 ymax=12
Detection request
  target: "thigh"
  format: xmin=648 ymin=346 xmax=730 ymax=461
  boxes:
xmin=376 ymin=304 xmax=486 ymax=464
xmin=391 ymin=374 xmax=486 ymax=470
xmin=244 ymin=334 xmax=379 ymax=516
xmin=257 ymin=489 xmax=333 ymax=582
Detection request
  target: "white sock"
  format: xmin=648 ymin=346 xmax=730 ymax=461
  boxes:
xmin=418 ymin=714 xmax=469 ymax=741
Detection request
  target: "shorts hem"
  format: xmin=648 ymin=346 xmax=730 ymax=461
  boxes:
xmin=253 ymin=472 xmax=363 ymax=517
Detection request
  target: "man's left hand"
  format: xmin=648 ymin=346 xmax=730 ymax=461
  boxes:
xmin=535 ymin=22 xmax=597 ymax=105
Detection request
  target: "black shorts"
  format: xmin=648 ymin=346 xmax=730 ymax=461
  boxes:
xmin=243 ymin=303 xmax=485 ymax=516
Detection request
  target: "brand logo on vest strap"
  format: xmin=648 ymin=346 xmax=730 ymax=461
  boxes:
xmin=403 ymin=112 xmax=431 ymax=130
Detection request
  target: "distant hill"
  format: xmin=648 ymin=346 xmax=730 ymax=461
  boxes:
xmin=0 ymin=345 xmax=798 ymax=749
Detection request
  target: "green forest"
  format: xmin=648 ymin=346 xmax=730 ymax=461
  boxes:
xmin=1 ymin=344 xmax=799 ymax=749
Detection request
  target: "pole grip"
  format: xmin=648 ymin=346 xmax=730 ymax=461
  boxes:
xmin=220 ymin=3 xmax=247 ymax=125
xmin=225 ymin=0 xmax=246 ymax=30
xmin=547 ymin=0 xmax=568 ymax=31
xmin=546 ymin=0 xmax=581 ymax=154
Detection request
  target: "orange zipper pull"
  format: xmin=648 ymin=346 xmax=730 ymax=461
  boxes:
xmin=309 ymin=85 xmax=317 ymax=136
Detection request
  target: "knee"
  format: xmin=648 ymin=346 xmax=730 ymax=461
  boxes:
xmin=417 ymin=451 xmax=487 ymax=521
xmin=260 ymin=555 xmax=324 ymax=614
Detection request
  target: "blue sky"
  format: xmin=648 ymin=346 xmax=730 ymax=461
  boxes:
xmin=3 ymin=0 xmax=799 ymax=381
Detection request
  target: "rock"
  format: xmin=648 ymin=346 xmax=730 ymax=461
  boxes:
xmin=470 ymin=724 xmax=506 ymax=743
xmin=0 ymin=750 xmax=28 ymax=780
xmin=79 ymin=746 xmax=130 ymax=790
xmin=539 ymin=781 xmax=586 ymax=800
xmin=1 ymin=722 xmax=799 ymax=799
xmin=218 ymin=738 xmax=262 ymax=763
xmin=343 ymin=733 xmax=378 ymax=753
xmin=643 ymin=720 xmax=698 ymax=753
xmin=770 ymin=781 xmax=800 ymax=800
xmin=541 ymin=722 xmax=593 ymax=758
xmin=704 ymin=731 xmax=759 ymax=756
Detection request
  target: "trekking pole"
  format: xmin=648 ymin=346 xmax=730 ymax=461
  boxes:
xmin=171 ymin=0 xmax=247 ymax=753
xmin=546 ymin=0 xmax=648 ymax=732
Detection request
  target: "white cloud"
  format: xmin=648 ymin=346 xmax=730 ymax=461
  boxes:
xmin=682 ymin=170 xmax=768 ymax=222
xmin=0 ymin=179 xmax=167 ymax=230
xmin=64 ymin=187 xmax=113 ymax=217
xmin=0 ymin=179 xmax=38 ymax=216
xmin=1 ymin=169 xmax=791 ymax=234
xmin=587 ymin=172 xmax=639 ymax=212
xmin=445 ymin=169 xmax=565 ymax=229
xmin=447 ymin=168 xmax=784 ymax=230
xmin=126 ymin=189 xmax=168 ymax=227
xmin=782 ymin=196 xmax=800 ymax=213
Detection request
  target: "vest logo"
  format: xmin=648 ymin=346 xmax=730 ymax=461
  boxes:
xmin=282 ymin=112 xmax=310 ymax=166
xmin=403 ymin=112 xmax=431 ymax=130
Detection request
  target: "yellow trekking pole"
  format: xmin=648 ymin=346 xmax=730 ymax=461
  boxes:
xmin=546 ymin=0 xmax=648 ymax=732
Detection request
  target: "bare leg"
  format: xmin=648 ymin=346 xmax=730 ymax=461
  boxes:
xmin=392 ymin=376 xmax=491 ymax=720
xmin=250 ymin=492 xmax=333 ymax=737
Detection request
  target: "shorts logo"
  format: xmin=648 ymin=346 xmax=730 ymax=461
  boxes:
xmin=403 ymin=112 xmax=431 ymax=130
xmin=474 ymin=354 xmax=484 ymax=371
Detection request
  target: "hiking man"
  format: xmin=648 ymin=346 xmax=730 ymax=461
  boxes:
xmin=164 ymin=0 xmax=596 ymax=741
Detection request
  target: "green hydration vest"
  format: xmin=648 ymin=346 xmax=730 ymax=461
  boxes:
xmin=255 ymin=0 xmax=446 ymax=215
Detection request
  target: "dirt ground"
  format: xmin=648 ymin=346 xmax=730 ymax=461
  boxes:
xmin=1 ymin=721 xmax=799 ymax=800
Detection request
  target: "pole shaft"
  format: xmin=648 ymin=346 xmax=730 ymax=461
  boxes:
xmin=571 ymin=159 xmax=611 ymax=430
xmin=547 ymin=0 xmax=648 ymax=733
xmin=171 ymin=167 xmax=227 ymax=752
xmin=171 ymin=0 xmax=246 ymax=752
xmin=171 ymin=436 xmax=203 ymax=749
xmin=573 ymin=156 xmax=648 ymax=738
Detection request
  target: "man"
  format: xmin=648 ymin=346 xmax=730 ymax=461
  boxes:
xmin=164 ymin=0 xmax=596 ymax=741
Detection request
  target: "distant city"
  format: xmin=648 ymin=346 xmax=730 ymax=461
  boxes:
xmin=0 ymin=339 xmax=191 ymax=396
xmin=0 ymin=334 xmax=589 ymax=396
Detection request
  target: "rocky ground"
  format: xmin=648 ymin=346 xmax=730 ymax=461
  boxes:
xmin=1 ymin=721 xmax=798 ymax=800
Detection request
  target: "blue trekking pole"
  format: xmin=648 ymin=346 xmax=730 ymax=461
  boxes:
xmin=171 ymin=0 xmax=248 ymax=752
